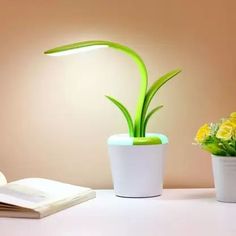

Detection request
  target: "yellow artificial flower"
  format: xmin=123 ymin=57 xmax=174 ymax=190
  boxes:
xmin=195 ymin=124 xmax=211 ymax=143
xmin=230 ymin=112 xmax=236 ymax=118
xmin=216 ymin=120 xmax=236 ymax=140
xmin=230 ymin=112 xmax=236 ymax=124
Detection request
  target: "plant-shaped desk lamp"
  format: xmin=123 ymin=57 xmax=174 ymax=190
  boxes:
xmin=44 ymin=40 xmax=181 ymax=145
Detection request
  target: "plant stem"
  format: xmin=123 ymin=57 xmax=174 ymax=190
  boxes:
xmin=108 ymin=42 xmax=148 ymax=137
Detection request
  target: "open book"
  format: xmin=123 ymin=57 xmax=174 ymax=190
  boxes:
xmin=0 ymin=172 xmax=96 ymax=219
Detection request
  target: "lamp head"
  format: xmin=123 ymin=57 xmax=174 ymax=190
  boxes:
xmin=44 ymin=41 xmax=110 ymax=56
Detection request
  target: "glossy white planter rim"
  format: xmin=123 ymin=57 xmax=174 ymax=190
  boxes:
xmin=108 ymin=133 xmax=168 ymax=198
xmin=211 ymin=155 xmax=236 ymax=203
xmin=108 ymin=133 xmax=168 ymax=146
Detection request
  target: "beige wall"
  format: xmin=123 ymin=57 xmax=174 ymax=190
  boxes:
xmin=0 ymin=0 xmax=235 ymax=188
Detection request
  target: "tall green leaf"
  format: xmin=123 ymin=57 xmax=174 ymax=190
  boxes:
xmin=143 ymin=105 xmax=163 ymax=135
xmin=105 ymin=95 xmax=134 ymax=136
xmin=141 ymin=69 xmax=181 ymax=136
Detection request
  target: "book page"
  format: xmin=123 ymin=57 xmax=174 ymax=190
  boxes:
xmin=0 ymin=178 xmax=92 ymax=209
xmin=0 ymin=172 xmax=7 ymax=186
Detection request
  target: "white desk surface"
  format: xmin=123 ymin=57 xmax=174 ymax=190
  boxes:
xmin=0 ymin=189 xmax=236 ymax=236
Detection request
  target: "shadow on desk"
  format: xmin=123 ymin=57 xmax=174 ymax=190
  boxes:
xmin=158 ymin=189 xmax=216 ymax=202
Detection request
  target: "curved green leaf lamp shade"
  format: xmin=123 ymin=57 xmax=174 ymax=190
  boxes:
xmin=44 ymin=40 xmax=181 ymax=145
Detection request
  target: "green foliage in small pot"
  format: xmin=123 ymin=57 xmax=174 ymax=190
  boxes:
xmin=195 ymin=112 xmax=236 ymax=156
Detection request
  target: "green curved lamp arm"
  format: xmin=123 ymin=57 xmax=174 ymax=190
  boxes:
xmin=44 ymin=40 xmax=148 ymax=137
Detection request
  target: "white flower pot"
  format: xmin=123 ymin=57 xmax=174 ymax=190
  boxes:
xmin=108 ymin=133 xmax=168 ymax=198
xmin=212 ymin=155 xmax=236 ymax=202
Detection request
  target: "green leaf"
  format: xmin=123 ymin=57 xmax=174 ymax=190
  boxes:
xmin=143 ymin=105 xmax=163 ymax=135
xmin=105 ymin=95 xmax=134 ymax=136
xmin=222 ymin=141 xmax=236 ymax=156
xmin=202 ymin=143 xmax=227 ymax=156
xmin=141 ymin=69 xmax=181 ymax=135
xmin=202 ymin=136 xmax=228 ymax=156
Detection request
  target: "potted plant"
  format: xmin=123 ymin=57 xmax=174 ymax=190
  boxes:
xmin=44 ymin=40 xmax=181 ymax=197
xmin=195 ymin=112 xmax=236 ymax=202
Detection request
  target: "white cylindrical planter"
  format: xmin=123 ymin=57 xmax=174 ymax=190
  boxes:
xmin=212 ymin=155 xmax=236 ymax=202
xmin=108 ymin=134 xmax=168 ymax=198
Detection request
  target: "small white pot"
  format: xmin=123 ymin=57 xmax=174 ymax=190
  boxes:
xmin=108 ymin=133 xmax=168 ymax=198
xmin=212 ymin=155 xmax=236 ymax=202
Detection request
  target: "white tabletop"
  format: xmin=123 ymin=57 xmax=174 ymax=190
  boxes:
xmin=0 ymin=189 xmax=236 ymax=236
